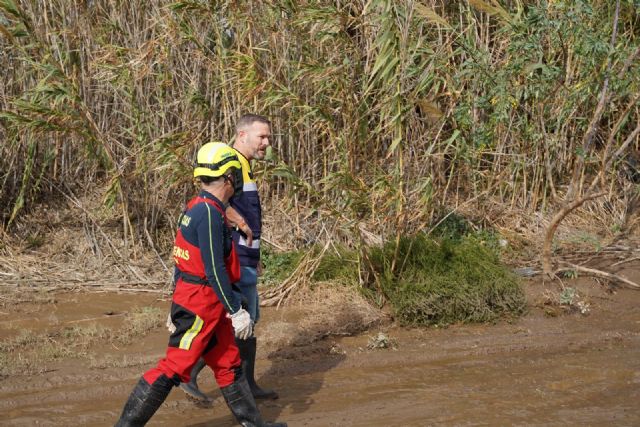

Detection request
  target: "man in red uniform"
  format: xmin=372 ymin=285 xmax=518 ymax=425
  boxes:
xmin=181 ymin=114 xmax=279 ymax=402
xmin=115 ymin=142 xmax=286 ymax=427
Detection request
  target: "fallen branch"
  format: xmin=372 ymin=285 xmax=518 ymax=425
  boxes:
xmin=65 ymin=313 xmax=127 ymax=324
xmin=558 ymin=261 xmax=640 ymax=289
xmin=611 ymin=256 xmax=640 ymax=267
xmin=542 ymin=191 xmax=607 ymax=276
xmin=262 ymin=236 xmax=287 ymax=252
xmin=561 ymin=245 xmax=639 ymax=254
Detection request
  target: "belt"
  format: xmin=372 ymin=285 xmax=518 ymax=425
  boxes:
xmin=178 ymin=271 xmax=242 ymax=294
xmin=177 ymin=271 xmax=208 ymax=285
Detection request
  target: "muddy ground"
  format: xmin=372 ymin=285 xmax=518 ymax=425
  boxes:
xmin=1 ymin=270 xmax=639 ymax=426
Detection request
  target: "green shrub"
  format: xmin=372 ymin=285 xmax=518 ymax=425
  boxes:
xmin=366 ymin=235 xmax=525 ymax=326
xmin=262 ymin=233 xmax=525 ymax=326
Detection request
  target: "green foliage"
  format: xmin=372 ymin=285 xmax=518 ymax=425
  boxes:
xmin=262 ymin=244 xmax=359 ymax=286
xmin=431 ymin=213 xmax=474 ymax=240
xmin=312 ymin=246 xmax=359 ymax=284
xmin=365 ymin=234 xmax=526 ymax=326
xmin=261 ymin=248 xmax=304 ymax=286
xmin=559 ymin=287 xmax=577 ymax=305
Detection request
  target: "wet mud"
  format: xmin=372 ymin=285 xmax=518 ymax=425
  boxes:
xmin=1 ymin=275 xmax=639 ymax=426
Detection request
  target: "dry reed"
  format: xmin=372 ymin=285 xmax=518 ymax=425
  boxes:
xmin=1 ymin=0 xmax=638 ymax=275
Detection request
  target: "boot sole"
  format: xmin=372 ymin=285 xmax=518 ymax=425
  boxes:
xmin=253 ymin=390 xmax=279 ymax=400
xmin=180 ymin=384 xmax=214 ymax=406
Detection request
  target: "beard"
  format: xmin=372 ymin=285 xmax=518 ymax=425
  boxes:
xmin=254 ymin=147 xmax=266 ymax=160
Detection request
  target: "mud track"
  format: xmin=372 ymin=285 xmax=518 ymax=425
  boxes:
xmin=1 ymin=274 xmax=639 ymax=426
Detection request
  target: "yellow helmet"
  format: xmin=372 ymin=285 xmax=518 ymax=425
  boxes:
xmin=193 ymin=142 xmax=241 ymax=178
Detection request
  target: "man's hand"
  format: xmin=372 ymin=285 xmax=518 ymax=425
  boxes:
xmin=166 ymin=313 xmax=176 ymax=334
xmin=229 ymin=308 xmax=253 ymax=340
xmin=237 ymin=220 xmax=253 ymax=247
xmin=226 ymin=206 xmax=253 ymax=247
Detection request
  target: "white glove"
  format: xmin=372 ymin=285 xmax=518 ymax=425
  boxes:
xmin=229 ymin=308 xmax=253 ymax=340
xmin=166 ymin=313 xmax=176 ymax=334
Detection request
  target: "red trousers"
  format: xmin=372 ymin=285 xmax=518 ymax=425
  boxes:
xmin=142 ymin=280 xmax=241 ymax=388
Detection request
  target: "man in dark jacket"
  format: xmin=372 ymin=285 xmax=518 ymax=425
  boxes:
xmin=180 ymin=114 xmax=279 ymax=403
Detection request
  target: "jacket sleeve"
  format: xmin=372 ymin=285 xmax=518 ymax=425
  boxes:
xmin=196 ymin=203 xmax=241 ymax=314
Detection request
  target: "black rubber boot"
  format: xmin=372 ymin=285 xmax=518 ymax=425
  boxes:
xmin=220 ymin=371 xmax=287 ymax=427
xmin=236 ymin=337 xmax=279 ymax=400
xmin=179 ymin=358 xmax=213 ymax=403
xmin=114 ymin=375 xmax=174 ymax=427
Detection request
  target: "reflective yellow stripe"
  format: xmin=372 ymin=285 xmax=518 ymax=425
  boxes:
xmin=205 ymin=204 xmax=232 ymax=309
xmin=179 ymin=315 xmax=204 ymax=350
xmin=236 ymin=150 xmax=254 ymax=185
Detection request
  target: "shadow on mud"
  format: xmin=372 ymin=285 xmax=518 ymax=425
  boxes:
xmin=186 ymin=331 xmax=347 ymax=426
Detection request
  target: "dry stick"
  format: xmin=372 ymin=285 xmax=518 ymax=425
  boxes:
xmin=52 ymin=181 xmax=123 ymax=260
xmin=57 ymin=181 xmax=147 ymax=282
xmin=539 ymin=106 xmax=558 ymax=200
xmin=606 ymin=120 xmax=640 ymax=171
xmin=542 ymin=191 xmax=606 ymax=277
xmin=144 ymin=216 xmax=169 ymax=273
xmin=565 ymin=246 xmax=639 ymax=254
xmin=611 ymin=256 xmax=640 ymax=267
xmin=426 ymin=183 xmax=499 ymax=238
xmin=275 ymin=249 xmax=327 ymax=308
xmin=558 ymin=261 xmax=640 ymax=289
xmin=66 ymin=313 xmax=127 ymax=324
xmin=262 ymin=236 xmax=287 ymax=252
xmin=260 ymin=253 xmax=313 ymax=307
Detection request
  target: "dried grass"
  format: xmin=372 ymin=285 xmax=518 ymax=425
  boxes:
xmin=454 ymin=192 xmax=640 ymax=262
xmin=0 ymin=193 xmax=173 ymax=294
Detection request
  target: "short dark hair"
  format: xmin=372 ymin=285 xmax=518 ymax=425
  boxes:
xmin=199 ymin=175 xmax=218 ymax=185
xmin=236 ymin=114 xmax=271 ymax=133
xmin=198 ymin=166 xmax=238 ymax=185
